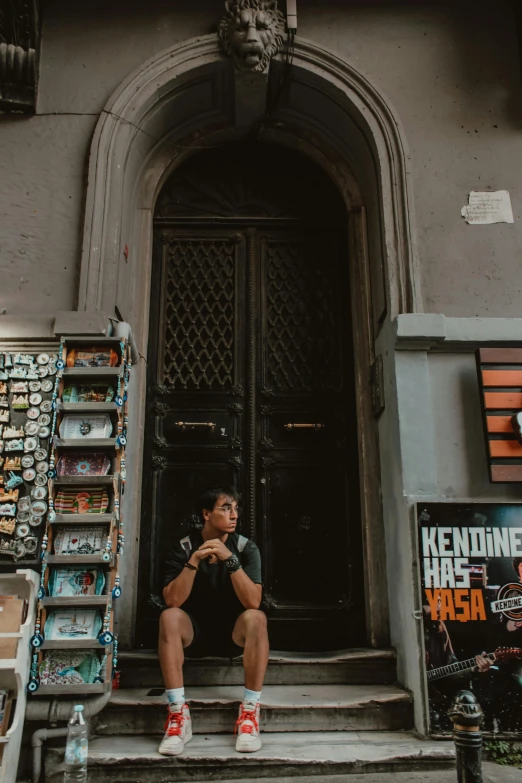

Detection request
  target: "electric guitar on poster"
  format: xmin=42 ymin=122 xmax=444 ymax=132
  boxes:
xmin=427 ymin=647 xmax=522 ymax=682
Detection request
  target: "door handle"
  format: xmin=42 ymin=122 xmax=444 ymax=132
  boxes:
xmin=175 ymin=421 xmax=216 ymax=431
xmin=284 ymin=423 xmax=324 ymax=430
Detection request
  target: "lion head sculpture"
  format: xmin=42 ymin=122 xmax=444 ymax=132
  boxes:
xmin=219 ymin=0 xmax=286 ymax=73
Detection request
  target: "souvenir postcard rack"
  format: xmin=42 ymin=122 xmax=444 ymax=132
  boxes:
xmin=28 ymin=337 xmax=131 ymax=695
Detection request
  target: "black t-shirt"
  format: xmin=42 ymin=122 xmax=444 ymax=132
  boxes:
xmin=163 ymin=531 xmax=262 ymax=620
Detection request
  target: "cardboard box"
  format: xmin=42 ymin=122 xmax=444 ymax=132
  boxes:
xmin=0 ymin=597 xmax=26 ymax=658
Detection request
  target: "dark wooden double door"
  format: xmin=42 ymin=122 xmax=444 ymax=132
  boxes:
xmin=137 ymin=223 xmax=365 ymax=651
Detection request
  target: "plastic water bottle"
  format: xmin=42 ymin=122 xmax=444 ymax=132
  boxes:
xmin=64 ymin=705 xmax=88 ymax=783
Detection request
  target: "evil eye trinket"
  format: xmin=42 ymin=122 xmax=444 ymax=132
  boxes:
xmin=30 ymin=633 xmax=44 ymax=649
xmin=98 ymin=630 xmax=114 ymax=646
xmin=27 ymin=678 xmax=40 ymax=693
xmin=56 ymin=360 xmax=65 ymax=371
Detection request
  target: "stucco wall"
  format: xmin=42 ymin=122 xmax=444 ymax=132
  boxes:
xmin=0 ymin=0 xmax=520 ymax=318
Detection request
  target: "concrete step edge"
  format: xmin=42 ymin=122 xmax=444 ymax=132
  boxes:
xmin=108 ymin=685 xmax=412 ymax=709
xmin=119 ymin=648 xmax=397 ymax=665
xmin=83 ymin=732 xmax=455 ymax=767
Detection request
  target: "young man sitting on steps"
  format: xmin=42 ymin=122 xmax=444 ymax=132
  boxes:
xmin=158 ymin=486 xmax=269 ymax=756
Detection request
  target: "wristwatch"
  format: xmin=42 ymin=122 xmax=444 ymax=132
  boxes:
xmin=225 ymin=554 xmax=242 ymax=574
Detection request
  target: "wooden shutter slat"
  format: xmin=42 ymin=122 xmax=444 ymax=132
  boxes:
xmin=482 ymin=370 xmax=522 ymax=387
xmin=484 ymin=392 xmax=522 ymax=409
xmin=479 ymin=348 xmax=522 ymax=363
xmin=491 ymin=464 xmax=522 ymax=481
xmin=489 ymin=440 xmax=522 ymax=458
xmin=486 ymin=415 xmax=514 ymax=433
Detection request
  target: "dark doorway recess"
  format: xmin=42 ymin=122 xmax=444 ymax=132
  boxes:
xmin=137 ymin=142 xmax=366 ymax=651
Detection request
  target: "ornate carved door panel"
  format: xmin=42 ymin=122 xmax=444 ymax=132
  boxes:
xmin=137 ymin=225 xmax=365 ymax=650
xmin=137 ymin=143 xmax=365 ymax=651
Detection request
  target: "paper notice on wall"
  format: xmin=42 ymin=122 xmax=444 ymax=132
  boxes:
xmin=461 ymin=190 xmax=514 ymax=225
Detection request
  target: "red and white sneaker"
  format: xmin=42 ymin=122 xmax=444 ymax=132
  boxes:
xmin=235 ymin=701 xmax=262 ymax=752
xmin=158 ymin=702 xmax=192 ymax=756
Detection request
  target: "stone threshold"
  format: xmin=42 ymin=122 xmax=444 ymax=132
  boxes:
xmin=81 ymin=732 xmax=455 ymax=780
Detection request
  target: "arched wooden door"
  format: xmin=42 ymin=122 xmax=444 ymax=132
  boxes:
xmin=137 ymin=143 xmax=366 ymax=651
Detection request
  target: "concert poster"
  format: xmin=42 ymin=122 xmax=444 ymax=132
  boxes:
xmin=418 ymin=503 xmax=522 ymax=735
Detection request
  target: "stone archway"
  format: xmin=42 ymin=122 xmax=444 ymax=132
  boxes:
xmin=79 ymin=34 xmax=419 ymax=648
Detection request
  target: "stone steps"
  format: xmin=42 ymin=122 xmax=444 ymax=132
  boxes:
xmin=118 ymin=648 xmax=397 ymax=687
xmin=45 ymin=732 xmax=455 ymax=783
xmin=93 ymin=684 xmax=413 ymax=735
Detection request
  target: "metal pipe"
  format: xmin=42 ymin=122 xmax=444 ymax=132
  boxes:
xmin=25 ymin=689 xmax=112 ymax=723
xmin=448 ymin=690 xmax=484 ymax=783
xmin=31 ymin=727 xmax=68 ymax=783
xmin=28 ymin=690 xmax=112 ymax=783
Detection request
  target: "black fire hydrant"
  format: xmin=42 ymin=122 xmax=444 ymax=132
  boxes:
xmin=448 ymin=690 xmax=484 ymax=783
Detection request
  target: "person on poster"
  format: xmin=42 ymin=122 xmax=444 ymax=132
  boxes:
xmin=423 ymin=605 xmax=492 ymax=732
xmin=158 ymin=486 xmax=269 ymax=756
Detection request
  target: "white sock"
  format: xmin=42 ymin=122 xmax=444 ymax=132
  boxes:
xmin=166 ymin=687 xmax=185 ymax=705
xmin=243 ymin=687 xmax=261 ymax=704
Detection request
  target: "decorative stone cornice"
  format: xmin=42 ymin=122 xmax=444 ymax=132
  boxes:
xmin=0 ymin=0 xmax=40 ymax=113
xmin=79 ymin=34 xmax=419 ymax=320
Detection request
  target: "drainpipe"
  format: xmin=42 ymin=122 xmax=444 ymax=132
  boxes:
xmin=31 ymin=727 xmax=68 ymax=783
xmin=28 ymin=691 xmax=112 ymax=783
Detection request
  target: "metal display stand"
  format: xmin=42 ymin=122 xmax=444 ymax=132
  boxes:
xmin=0 ymin=570 xmax=38 ymax=783
xmin=28 ymin=337 xmax=130 ymax=697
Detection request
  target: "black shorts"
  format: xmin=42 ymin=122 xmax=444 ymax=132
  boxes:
xmin=184 ymin=611 xmax=243 ymax=659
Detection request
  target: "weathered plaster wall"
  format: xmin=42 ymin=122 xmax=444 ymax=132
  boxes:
xmin=0 ymin=0 xmax=520 ymax=317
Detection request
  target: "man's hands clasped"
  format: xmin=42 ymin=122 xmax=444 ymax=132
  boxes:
xmin=189 ymin=539 xmax=232 ymax=567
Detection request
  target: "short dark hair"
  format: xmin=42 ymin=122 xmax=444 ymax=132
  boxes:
xmin=198 ymin=486 xmax=240 ymax=521
xmin=514 ymin=557 xmax=522 ymax=576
